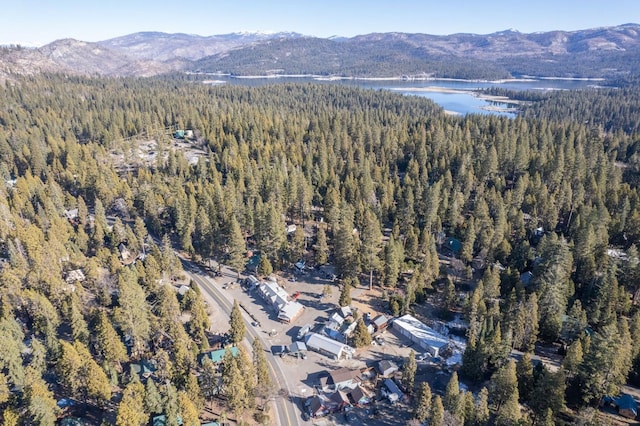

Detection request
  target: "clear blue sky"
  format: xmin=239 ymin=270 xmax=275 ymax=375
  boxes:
xmin=1 ymin=0 xmax=638 ymax=46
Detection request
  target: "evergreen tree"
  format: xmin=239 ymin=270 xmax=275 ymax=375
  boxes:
xmin=489 ymin=359 xmax=518 ymax=410
xmin=228 ymin=300 xmax=246 ymax=344
xmin=178 ymin=391 xmax=200 ymax=426
xmin=444 ymin=371 xmax=463 ymax=421
xmin=314 ymin=226 xmax=329 ymax=265
xmin=252 ymin=339 xmax=273 ymax=405
xmin=494 ymin=390 xmax=521 ymax=426
xmin=256 ymin=255 xmax=273 ymax=277
xmin=338 ymin=279 xmax=352 ymax=307
xmin=402 ymin=350 xmax=418 ymax=392
xmin=430 ymin=395 xmax=445 ymax=426
xmin=226 ymin=216 xmax=246 ymax=278
xmin=117 ymin=380 xmax=148 ymax=426
xmin=350 ymin=317 xmax=372 ymax=348
xmin=516 ymin=352 xmax=534 ymax=403
xmin=474 ymin=387 xmax=490 ymax=426
xmin=145 ymin=379 xmax=163 ymax=415
xmin=413 ymin=381 xmax=432 ymax=422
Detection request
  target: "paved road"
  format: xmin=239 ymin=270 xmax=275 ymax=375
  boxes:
xmin=182 ymin=261 xmax=299 ymax=426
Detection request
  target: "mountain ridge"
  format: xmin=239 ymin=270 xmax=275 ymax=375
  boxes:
xmin=1 ymin=24 xmax=639 ymax=80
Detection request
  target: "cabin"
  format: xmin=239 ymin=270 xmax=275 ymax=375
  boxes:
xmin=372 ymin=314 xmax=391 ymax=331
xmin=377 ymin=360 xmax=399 ymax=377
xmin=348 ymin=385 xmax=372 ymax=406
xmin=328 ymin=367 xmax=361 ymax=391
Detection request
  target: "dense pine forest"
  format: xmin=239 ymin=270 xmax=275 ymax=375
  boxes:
xmin=0 ymin=74 xmax=639 ymax=425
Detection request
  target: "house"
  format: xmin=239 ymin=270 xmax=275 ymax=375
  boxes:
xmin=393 ymin=314 xmax=450 ymax=357
xmin=200 ymin=346 xmax=239 ymax=364
xmin=372 ymin=314 xmax=391 ymax=331
xmin=129 ymin=359 xmax=157 ymax=379
xmin=278 ymin=300 xmax=305 ymax=323
xmin=328 ymin=367 xmax=361 ymax=390
xmin=257 ymin=280 xmax=289 ymax=309
xmin=329 ymin=312 xmax=345 ymax=327
xmin=444 ymin=237 xmax=462 ymax=255
xmin=382 ymin=378 xmax=405 ymax=403
xmin=306 ymin=395 xmax=329 ymax=418
xmin=339 ymin=306 xmax=353 ymax=319
xmin=377 ymin=360 xmax=399 ymax=377
xmin=615 ymin=394 xmax=638 ymax=419
xmin=256 ymin=280 xmax=304 ymax=323
xmin=305 ymin=333 xmax=354 ymax=360
xmin=329 ymin=390 xmax=351 ymax=411
xmin=118 ymin=242 xmax=131 ymax=262
xmin=348 ymin=385 xmax=372 ymax=406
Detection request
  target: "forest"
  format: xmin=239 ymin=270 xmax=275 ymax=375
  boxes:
xmin=0 ymin=73 xmax=639 ymax=425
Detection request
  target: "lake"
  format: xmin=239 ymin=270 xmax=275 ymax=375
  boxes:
xmin=202 ymin=75 xmax=604 ymax=117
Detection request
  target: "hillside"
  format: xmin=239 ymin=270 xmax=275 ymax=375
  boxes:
xmin=1 ymin=24 xmax=640 ymax=79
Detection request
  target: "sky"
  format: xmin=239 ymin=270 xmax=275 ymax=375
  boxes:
xmin=1 ymin=0 xmax=638 ymax=46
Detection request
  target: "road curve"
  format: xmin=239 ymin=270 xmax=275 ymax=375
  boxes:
xmin=184 ymin=264 xmax=299 ymax=426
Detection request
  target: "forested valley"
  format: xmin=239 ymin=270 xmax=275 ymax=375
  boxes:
xmin=0 ymin=74 xmax=639 ymax=425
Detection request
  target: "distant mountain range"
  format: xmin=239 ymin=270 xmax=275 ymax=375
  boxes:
xmin=2 ymin=25 xmax=640 ymax=80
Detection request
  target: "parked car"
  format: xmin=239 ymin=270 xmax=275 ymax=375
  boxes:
xmin=271 ymin=345 xmax=289 ymax=357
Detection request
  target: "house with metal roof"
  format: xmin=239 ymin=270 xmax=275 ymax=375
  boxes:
xmin=305 ymin=333 xmax=354 ymax=360
xmin=200 ymin=346 xmax=239 ymax=364
xmin=392 ymin=314 xmax=450 ymax=357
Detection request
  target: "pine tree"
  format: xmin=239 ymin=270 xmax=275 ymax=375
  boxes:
xmin=256 ymin=255 xmax=273 ymax=277
xmin=24 ymin=367 xmax=59 ymax=426
xmin=94 ymin=310 xmax=128 ymax=369
xmin=252 ymin=339 xmax=273 ymax=405
xmin=444 ymin=371 xmax=462 ymax=418
xmin=350 ymin=318 xmax=372 ymax=348
xmin=228 ymin=300 xmax=246 ymax=344
xmin=402 ymin=350 xmax=418 ymax=392
xmin=178 ymin=391 xmax=200 ymax=426
xmin=516 ymin=352 xmax=534 ymax=403
xmin=221 ymin=349 xmax=247 ymax=415
xmin=494 ymin=390 xmax=521 ymax=426
xmin=489 ymin=359 xmax=518 ymax=410
xmin=413 ymin=382 xmax=432 ymax=422
xmin=430 ymin=395 xmax=445 ymax=426
xmin=226 ymin=216 xmax=246 ymax=278
xmin=474 ymin=387 xmax=490 ymax=425
xmin=314 ymin=226 xmax=329 ymax=265
xmin=338 ymin=279 xmax=352 ymax=307
xmin=145 ymin=379 xmax=163 ymax=415
xmin=116 ymin=380 xmax=148 ymax=426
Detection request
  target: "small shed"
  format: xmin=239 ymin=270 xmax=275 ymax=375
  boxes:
xmin=377 ymin=360 xmax=399 ymax=377
xmin=372 ymin=314 xmax=390 ymax=331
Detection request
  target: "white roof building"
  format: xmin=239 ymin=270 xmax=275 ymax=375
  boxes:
xmin=258 ymin=281 xmax=289 ymax=310
xmin=278 ymin=300 xmax=304 ymax=323
xmin=305 ymin=333 xmax=354 ymax=360
xmin=392 ymin=314 xmax=450 ymax=357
